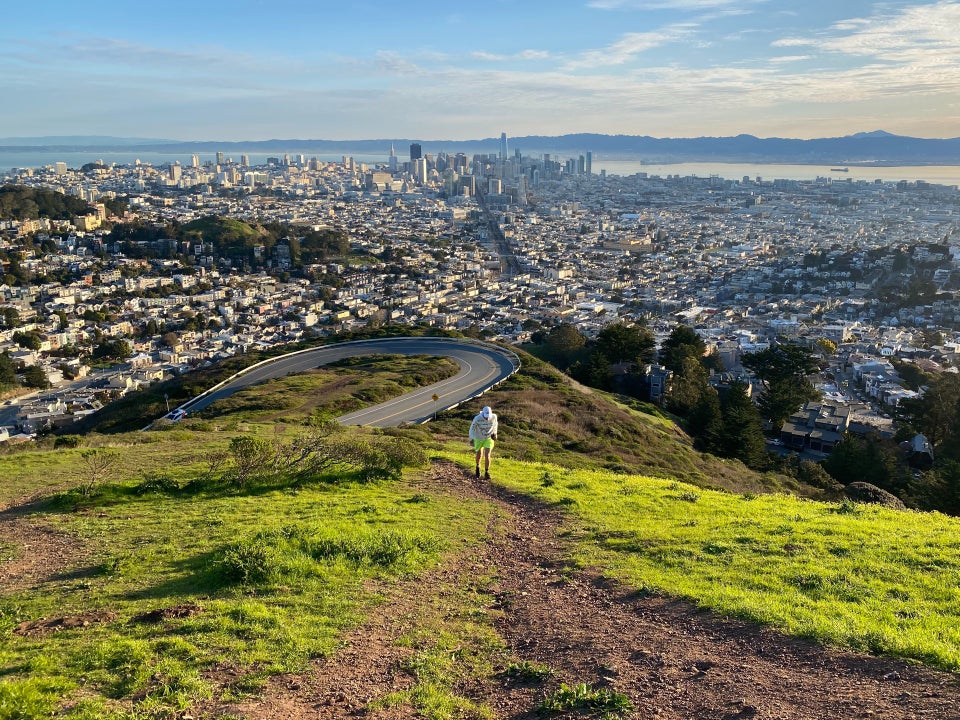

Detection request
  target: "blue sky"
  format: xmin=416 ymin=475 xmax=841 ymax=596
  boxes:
xmin=2 ymin=0 xmax=958 ymax=140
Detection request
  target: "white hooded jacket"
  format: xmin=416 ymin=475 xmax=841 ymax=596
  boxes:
xmin=469 ymin=409 xmax=498 ymax=441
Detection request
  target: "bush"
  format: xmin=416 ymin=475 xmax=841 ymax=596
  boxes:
xmin=218 ymin=536 xmax=279 ymax=584
xmin=135 ymin=472 xmax=180 ymax=495
xmin=54 ymin=434 xmax=83 ymax=449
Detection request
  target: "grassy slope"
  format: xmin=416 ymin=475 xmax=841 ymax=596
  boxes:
xmin=428 ymin=351 xmax=801 ymax=496
xmin=3 ymin=348 xmax=960 ymax=717
xmin=439 ymin=452 xmax=960 ymax=670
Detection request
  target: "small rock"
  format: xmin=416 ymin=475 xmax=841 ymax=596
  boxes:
xmin=883 ymin=671 xmax=902 ymax=682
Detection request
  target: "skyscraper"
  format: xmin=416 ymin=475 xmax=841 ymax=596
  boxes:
xmin=389 ymin=144 xmax=398 ymax=172
xmin=586 ymin=151 xmax=593 ymax=176
xmin=410 ymin=143 xmax=422 ymax=161
xmin=499 ymin=132 xmax=508 ymax=162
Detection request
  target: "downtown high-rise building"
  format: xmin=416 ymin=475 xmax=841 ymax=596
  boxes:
xmin=410 ymin=143 xmax=422 ymax=161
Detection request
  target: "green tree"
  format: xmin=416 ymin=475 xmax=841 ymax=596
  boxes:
xmin=743 ymin=341 xmax=821 ymax=429
xmin=21 ymin=364 xmax=49 ymax=389
xmin=572 ymin=351 xmax=613 ymax=391
xmin=757 ymin=378 xmax=820 ymax=430
xmin=595 ymin=322 xmax=656 ymax=366
xmin=12 ymin=331 xmax=42 ymax=351
xmin=824 ymin=432 xmax=902 ymax=494
xmin=664 ymin=356 xmax=709 ymax=416
xmin=660 ymin=325 xmax=705 ymax=374
xmin=718 ymin=383 xmax=768 ymax=470
xmin=543 ymin=323 xmax=587 ymax=369
xmin=1 ymin=307 xmax=21 ymax=328
xmin=0 ymin=352 xmax=17 ymax=387
xmin=899 ymin=373 xmax=960 ymax=459
xmin=92 ymin=339 xmax=131 ymax=361
xmin=687 ymin=387 xmax=723 ymax=453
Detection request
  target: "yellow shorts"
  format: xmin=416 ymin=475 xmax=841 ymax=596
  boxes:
xmin=473 ymin=438 xmax=495 ymax=451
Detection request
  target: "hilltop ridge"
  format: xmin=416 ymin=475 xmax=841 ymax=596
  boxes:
xmin=3 ymin=131 xmax=960 ymax=164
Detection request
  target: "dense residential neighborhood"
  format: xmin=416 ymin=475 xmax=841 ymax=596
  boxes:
xmin=1 ymin=149 xmax=959 ymax=446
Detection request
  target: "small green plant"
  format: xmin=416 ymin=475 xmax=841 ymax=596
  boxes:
xmin=218 ymin=536 xmax=277 ymax=584
xmin=831 ymin=499 xmax=860 ymax=515
xmin=538 ymin=682 xmax=633 ymax=716
xmin=540 ymin=471 xmax=556 ymax=487
xmin=679 ymin=491 xmax=700 ymax=502
xmin=503 ymin=660 xmax=554 ymax=682
xmin=135 ymin=471 xmax=180 ymax=495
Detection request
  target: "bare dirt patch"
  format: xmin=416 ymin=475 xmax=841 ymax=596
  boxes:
xmin=14 ymin=610 xmax=116 ymax=637
xmin=201 ymin=460 xmax=960 ymax=719
xmin=133 ymin=603 xmax=204 ymax=624
xmin=0 ymin=512 xmax=91 ymax=595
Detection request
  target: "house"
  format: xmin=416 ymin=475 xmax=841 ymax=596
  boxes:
xmin=780 ymin=400 xmax=852 ymax=453
xmin=645 ymin=364 xmax=673 ymax=403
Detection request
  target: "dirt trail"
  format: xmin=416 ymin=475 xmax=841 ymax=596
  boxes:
xmin=204 ymin=461 xmax=960 ymax=719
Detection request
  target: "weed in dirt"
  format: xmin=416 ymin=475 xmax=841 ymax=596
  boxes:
xmin=538 ymin=681 xmax=633 ymax=716
xmin=503 ymin=660 xmax=554 ymax=682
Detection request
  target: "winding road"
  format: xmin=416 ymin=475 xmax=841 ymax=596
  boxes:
xmin=177 ymin=337 xmax=520 ymax=427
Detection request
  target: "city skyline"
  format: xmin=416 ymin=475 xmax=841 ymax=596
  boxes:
xmin=2 ymin=1 xmax=959 ymax=142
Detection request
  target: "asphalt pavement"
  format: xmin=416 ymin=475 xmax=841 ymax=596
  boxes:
xmin=179 ymin=337 xmax=519 ymax=427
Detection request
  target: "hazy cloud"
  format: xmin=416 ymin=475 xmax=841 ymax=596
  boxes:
xmin=563 ymin=25 xmax=695 ymax=69
xmin=471 ymin=49 xmax=551 ymax=62
xmin=769 ymin=55 xmax=812 ymax=64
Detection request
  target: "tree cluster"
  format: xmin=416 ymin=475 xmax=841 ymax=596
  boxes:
xmin=533 ymin=321 xmax=655 ymax=392
xmin=0 ymin=185 xmax=92 ymax=221
xmin=106 ymin=215 xmax=353 ymax=272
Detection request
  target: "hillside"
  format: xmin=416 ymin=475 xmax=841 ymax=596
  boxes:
xmin=2 ymin=348 xmax=959 ymax=718
xmin=0 ymin=185 xmax=92 ymax=221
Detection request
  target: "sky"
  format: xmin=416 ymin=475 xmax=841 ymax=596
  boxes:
xmin=2 ymin=0 xmax=958 ymax=141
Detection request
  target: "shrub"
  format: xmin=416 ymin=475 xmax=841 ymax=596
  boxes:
xmin=54 ymin=434 xmax=82 ymax=449
xmin=218 ymin=536 xmax=279 ymax=584
xmin=135 ymin=472 xmax=180 ymax=495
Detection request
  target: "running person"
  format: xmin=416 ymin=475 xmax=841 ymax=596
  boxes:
xmin=469 ymin=405 xmax=498 ymax=479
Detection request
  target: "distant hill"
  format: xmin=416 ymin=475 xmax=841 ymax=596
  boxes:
xmin=3 ymin=132 xmax=959 ymax=164
xmin=0 ymin=185 xmax=92 ymax=220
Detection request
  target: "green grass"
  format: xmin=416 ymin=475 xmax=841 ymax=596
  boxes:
xmin=373 ymin=571 xmax=505 ymax=720
xmin=441 ymin=451 xmax=960 ymax=670
xmin=0 ymin=431 xmax=496 ymax=717
xmin=6 ymin=336 xmax=960 ymax=718
xmin=427 ymin=352 xmax=797 ymax=496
